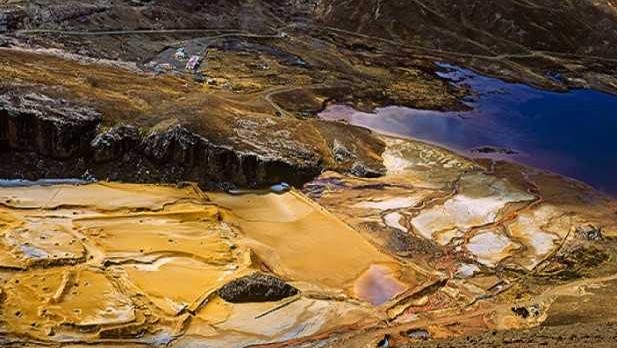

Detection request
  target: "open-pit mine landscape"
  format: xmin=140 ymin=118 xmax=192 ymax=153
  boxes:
xmin=1 ymin=1 xmax=617 ymax=347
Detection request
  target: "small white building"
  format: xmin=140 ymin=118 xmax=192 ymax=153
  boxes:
xmin=185 ymin=55 xmax=203 ymax=72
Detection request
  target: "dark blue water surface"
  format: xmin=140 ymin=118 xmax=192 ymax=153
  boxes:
xmin=320 ymin=64 xmax=617 ymax=196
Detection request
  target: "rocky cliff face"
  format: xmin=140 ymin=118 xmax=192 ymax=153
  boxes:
xmin=0 ymin=8 xmax=23 ymax=33
xmin=138 ymin=124 xmax=322 ymax=187
xmin=0 ymin=92 xmax=354 ymax=189
xmin=0 ymin=93 xmax=101 ymax=159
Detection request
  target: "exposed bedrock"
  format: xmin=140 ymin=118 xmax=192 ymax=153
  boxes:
xmin=91 ymin=124 xmax=141 ymax=163
xmin=217 ymin=272 xmax=300 ymax=303
xmin=0 ymin=92 xmax=381 ymax=188
xmin=0 ymin=93 xmax=101 ymax=159
xmin=139 ymin=124 xmax=323 ymax=187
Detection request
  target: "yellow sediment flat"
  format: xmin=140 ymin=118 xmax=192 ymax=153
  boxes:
xmin=1 ymin=141 xmax=615 ymax=346
xmin=121 ymin=257 xmax=241 ymax=316
xmin=208 ymin=191 xmax=409 ymax=300
xmin=3 ymin=267 xmax=135 ymax=338
xmin=0 ymin=182 xmax=203 ymax=211
xmin=0 ymin=182 xmax=405 ymax=345
xmin=75 ymin=206 xmax=235 ymax=263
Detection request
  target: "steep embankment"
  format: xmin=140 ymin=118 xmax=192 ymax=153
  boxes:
xmin=0 ymin=49 xmax=386 ymax=189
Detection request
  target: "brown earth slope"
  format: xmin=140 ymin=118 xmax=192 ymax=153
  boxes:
xmin=2 ymin=1 xmax=615 ymax=189
xmin=0 ymin=0 xmax=465 ymax=188
xmin=317 ymin=0 xmax=617 ymax=92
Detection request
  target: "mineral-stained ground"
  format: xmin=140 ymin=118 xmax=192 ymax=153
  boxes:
xmin=1 ymin=0 xmax=617 ymax=347
xmin=0 ymin=182 xmax=399 ymax=346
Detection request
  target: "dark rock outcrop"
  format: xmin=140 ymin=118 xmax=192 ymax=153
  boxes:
xmin=332 ymin=139 xmax=355 ymax=163
xmin=575 ymin=224 xmax=603 ymax=241
xmin=91 ymin=125 xmax=141 ymax=163
xmin=0 ymin=9 xmax=24 ymax=33
xmin=142 ymin=125 xmax=208 ymax=167
xmin=472 ymin=146 xmax=518 ymax=155
xmin=511 ymin=304 xmax=541 ymax=319
xmin=351 ymin=161 xmax=385 ymax=178
xmin=217 ymin=272 xmax=299 ymax=303
xmin=141 ymin=125 xmax=323 ymax=187
xmin=0 ymin=93 xmax=325 ymax=188
xmin=0 ymin=93 xmax=101 ymax=159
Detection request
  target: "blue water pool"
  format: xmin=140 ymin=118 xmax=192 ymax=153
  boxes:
xmin=320 ymin=64 xmax=617 ymax=196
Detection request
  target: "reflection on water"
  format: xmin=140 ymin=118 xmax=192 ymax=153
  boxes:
xmin=353 ymin=264 xmax=408 ymax=306
xmin=0 ymin=178 xmax=89 ymax=187
xmin=320 ymin=64 xmax=617 ymax=196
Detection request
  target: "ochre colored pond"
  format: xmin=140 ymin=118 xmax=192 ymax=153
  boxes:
xmin=0 ymin=182 xmax=420 ymax=346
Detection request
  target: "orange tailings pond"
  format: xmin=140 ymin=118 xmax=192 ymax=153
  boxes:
xmin=0 ymin=183 xmax=427 ymax=346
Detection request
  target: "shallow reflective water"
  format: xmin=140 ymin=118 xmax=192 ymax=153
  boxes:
xmin=320 ymin=64 xmax=617 ymax=196
xmin=0 ymin=179 xmax=88 ymax=187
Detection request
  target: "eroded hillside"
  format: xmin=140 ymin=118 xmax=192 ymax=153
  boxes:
xmin=317 ymin=0 xmax=617 ymax=93
xmin=0 ymin=0 xmax=467 ymax=188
